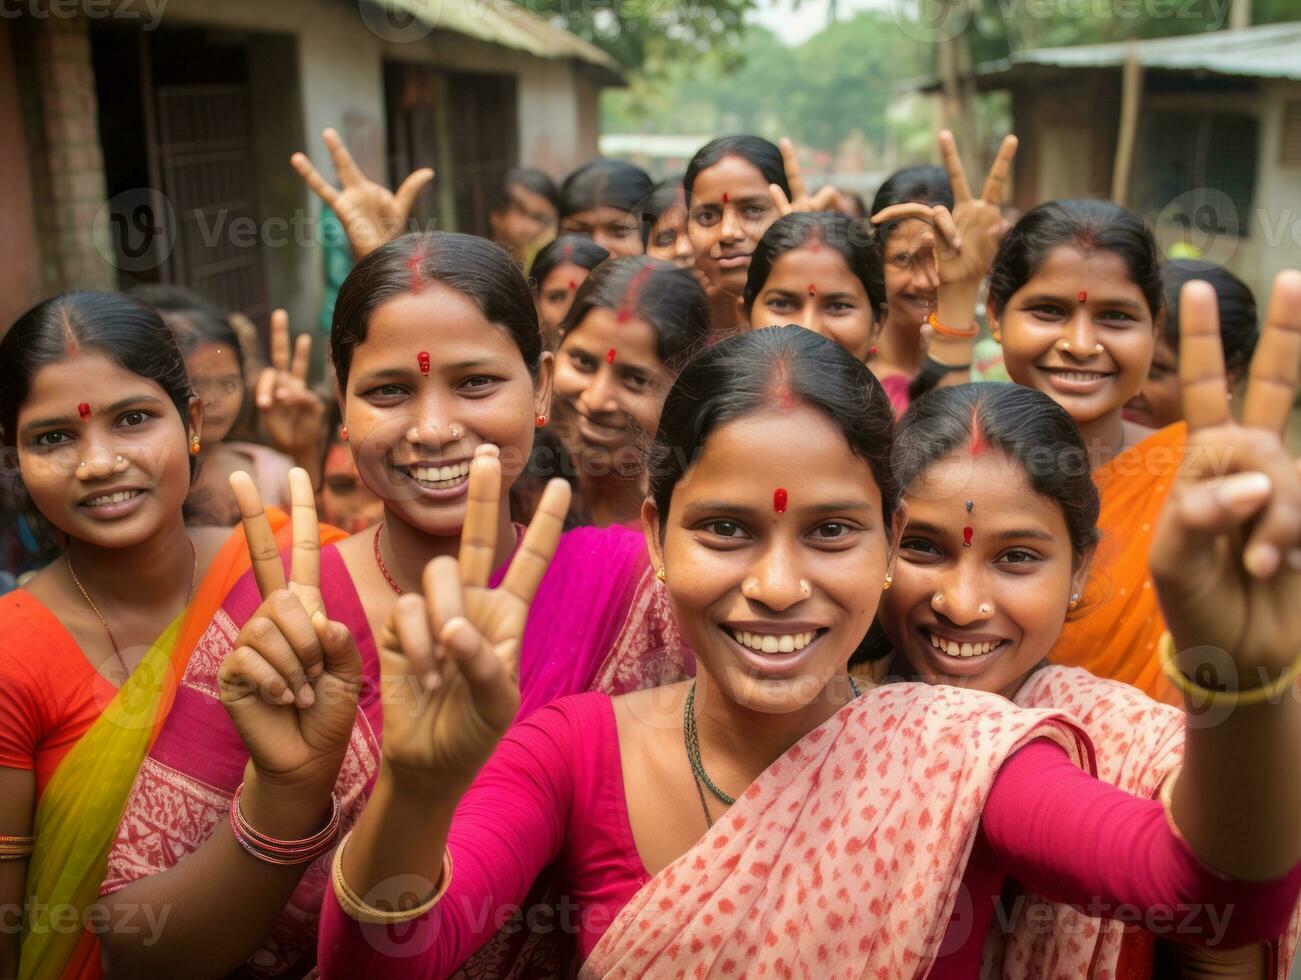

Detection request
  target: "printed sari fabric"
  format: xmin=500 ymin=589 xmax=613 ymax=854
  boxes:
xmin=581 ymin=682 xmax=1092 ymax=978
xmin=0 ymin=514 xmax=291 ymax=980
xmin=102 ymin=523 xmax=688 ymax=978
xmin=1051 ymin=423 xmax=1187 ymax=706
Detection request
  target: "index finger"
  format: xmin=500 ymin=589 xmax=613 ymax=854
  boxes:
xmin=1178 ymin=280 xmax=1232 ymax=431
xmin=870 ymin=203 xmax=935 ymax=226
xmin=269 ymin=309 xmax=291 ymax=372
xmin=780 ymin=138 xmax=807 ymax=203
xmin=498 ymin=479 xmax=572 ymax=606
xmin=938 ymin=130 xmax=974 ymax=204
xmin=768 ymin=183 xmax=794 ymax=218
xmin=231 ymin=471 xmax=287 ymax=597
xmin=289 ymin=152 xmax=339 ymax=208
xmin=980 ymin=135 xmax=1018 ymax=205
xmin=287 ymin=468 xmax=321 ymax=594
xmin=1241 ymin=269 xmax=1301 ymax=436
xmin=290 ymin=332 xmax=312 ymax=384
xmin=323 ymin=127 xmax=364 ymax=188
xmin=458 ymin=446 xmax=502 ymax=588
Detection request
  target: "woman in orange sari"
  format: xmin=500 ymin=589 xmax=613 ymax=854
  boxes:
xmin=0 ymin=292 xmax=327 ymax=979
xmin=987 ymin=200 xmax=1187 ymax=703
xmin=877 ymin=381 xmax=1298 ymax=977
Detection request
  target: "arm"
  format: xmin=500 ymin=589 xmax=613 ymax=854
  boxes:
xmin=982 ymin=741 xmax=1301 ymax=948
xmin=318 ymin=704 xmax=578 ymax=978
xmin=0 ymin=768 xmax=34 ymax=979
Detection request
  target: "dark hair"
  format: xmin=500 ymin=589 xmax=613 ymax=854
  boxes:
xmin=987 ymin=200 xmax=1164 ymax=320
xmin=497 ymin=167 xmax=560 ymax=215
xmin=893 ymin=383 xmax=1099 ymax=558
xmin=1160 ymin=259 xmax=1257 ymax=372
xmin=129 ymin=284 xmax=242 ymax=358
xmin=683 ymin=136 xmax=790 ymax=206
xmin=331 ymin=231 xmax=543 ymax=392
xmin=636 ymin=177 xmax=686 ymax=247
xmin=648 ymin=326 xmax=897 ymax=529
xmin=742 ymin=212 xmax=885 ymax=323
xmin=0 ymin=291 xmax=195 ymax=458
xmin=528 ymin=235 xmax=610 ymax=293
xmin=870 ymin=165 xmax=954 ymax=243
xmin=559 ymin=159 xmax=654 ymax=218
xmin=559 ymin=256 xmax=711 ymax=373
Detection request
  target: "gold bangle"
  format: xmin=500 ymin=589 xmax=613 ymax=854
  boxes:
xmin=0 ymin=835 xmax=35 ymax=861
xmin=1158 ymin=632 xmax=1301 ymax=706
xmin=331 ymin=830 xmax=453 ymax=925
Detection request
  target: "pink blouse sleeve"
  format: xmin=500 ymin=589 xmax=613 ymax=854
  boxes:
xmin=317 ymin=697 xmax=588 ymax=979
xmin=982 ymin=740 xmax=1301 ymax=948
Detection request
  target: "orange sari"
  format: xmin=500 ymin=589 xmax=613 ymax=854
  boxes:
xmin=1052 ymin=424 xmax=1187 ymax=706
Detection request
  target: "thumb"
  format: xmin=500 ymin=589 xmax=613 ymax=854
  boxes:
xmin=441 ymin=617 xmax=518 ymax=733
xmin=312 ymin=610 xmax=363 ymax=684
xmin=395 ymin=168 xmax=436 ymax=216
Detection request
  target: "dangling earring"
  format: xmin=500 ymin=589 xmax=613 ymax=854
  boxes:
xmin=991 ymin=326 xmax=1002 ymax=344
xmin=190 ymin=433 xmax=201 ymax=456
xmin=339 ymin=425 xmax=349 ymax=442
xmin=535 ymin=414 xmax=548 ymax=428
xmin=882 ymin=572 xmax=893 ymax=590
xmin=655 ymin=566 xmax=666 ymax=583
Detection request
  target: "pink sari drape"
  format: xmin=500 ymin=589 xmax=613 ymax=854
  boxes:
xmin=582 ymin=682 xmax=1093 ymax=978
xmin=102 ymin=525 xmax=687 ymax=978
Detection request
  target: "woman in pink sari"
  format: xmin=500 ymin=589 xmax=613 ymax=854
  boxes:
xmin=98 ymin=232 xmax=686 ymax=977
xmin=307 ymin=313 xmax=1301 ymax=977
xmin=876 ymin=380 xmax=1299 ymax=977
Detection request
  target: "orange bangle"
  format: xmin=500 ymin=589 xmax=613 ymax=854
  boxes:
xmin=927 ymin=311 xmax=979 ymax=339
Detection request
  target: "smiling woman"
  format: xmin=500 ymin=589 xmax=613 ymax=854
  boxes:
xmin=0 ymin=292 xmax=263 ymax=980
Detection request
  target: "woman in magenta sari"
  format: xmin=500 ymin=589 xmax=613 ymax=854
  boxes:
xmin=304 ymin=308 xmax=1301 ymax=976
xmin=876 ymin=380 xmax=1299 ymax=977
xmin=98 ymin=232 xmax=686 ymax=977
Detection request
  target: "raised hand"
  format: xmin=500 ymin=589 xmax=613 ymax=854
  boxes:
xmin=768 ymin=137 xmax=841 ymax=217
xmin=870 ymin=131 xmax=1017 ymax=286
xmin=291 ymin=127 xmax=434 ymax=260
xmin=219 ymin=468 xmax=363 ymax=790
xmin=1151 ymin=271 xmax=1301 ymax=691
xmin=256 ymin=309 xmax=326 ymax=467
xmin=377 ymin=445 xmax=571 ymax=789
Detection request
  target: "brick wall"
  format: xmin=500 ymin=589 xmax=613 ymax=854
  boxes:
xmin=18 ymin=7 xmax=115 ymax=293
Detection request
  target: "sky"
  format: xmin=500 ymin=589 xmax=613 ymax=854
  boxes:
xmin=747 ymin=0 xmax=889 ymax=45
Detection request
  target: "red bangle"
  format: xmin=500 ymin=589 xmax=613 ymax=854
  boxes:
xmin=229 ymin=782 xmax=341 ymax=866
xmin=927 ymin=311 xmax=979 ymax=339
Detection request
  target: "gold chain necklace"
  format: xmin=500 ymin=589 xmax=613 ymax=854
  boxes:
xmin=67 ymin=538 xmax=198 ymax=681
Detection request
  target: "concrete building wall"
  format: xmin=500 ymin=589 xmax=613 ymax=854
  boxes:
xmin=0 ymin=20 xmax=43 ymax=326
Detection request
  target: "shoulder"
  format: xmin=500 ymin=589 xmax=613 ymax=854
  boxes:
xmin=557 ymin=524 xmax=646 ymax=561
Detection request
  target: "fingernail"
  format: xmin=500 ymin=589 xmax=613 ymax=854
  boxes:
xmin=1220 ymin=472 xmax=1272 ymax=507
xmin=298 ymin=685 xmax=316 ymax=708
xmin=279 ymin=689 xmax=295 ymax=705
xmin=311 ymin=610 xmax=327 ymax=631
xmin=1246 ymin=543 xmax=1280 ymax=578
xmin=422 ymin=671 xmax=440 ymax=691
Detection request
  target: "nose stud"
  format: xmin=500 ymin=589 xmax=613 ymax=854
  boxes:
xmin=932 ymin=592 xmax=945 ymax=607
xmin=978 ymin=602 xmax=993 ymax=616
xmin=449 ymin=424 xmax=464 ymax=441
xmin=798 ymin=579 xmax=811 ymax=598
xmin=1055 ymin=339 xmax=1105 ymax=356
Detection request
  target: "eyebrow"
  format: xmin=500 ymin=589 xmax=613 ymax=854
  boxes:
xmin=1023 ymin=293 xmax=1143 ymax=311
xmin=684 ymin=499 xmax=873 ymax=517
xmin=766 ymin=288 xmax=856 ymax=301
xmin=357 ymin=359 xmax=497 ymax=383
xmin=906 ymin=519 xmax=1056 ymax=543
xmin=23 ymin=394 xmax=166 ymax=433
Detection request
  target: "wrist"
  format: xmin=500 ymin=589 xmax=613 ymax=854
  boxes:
xmin=242 ymin=763 xmax=337 ymax=839
xmin=378 ymin=756 xmax=467 ymax=802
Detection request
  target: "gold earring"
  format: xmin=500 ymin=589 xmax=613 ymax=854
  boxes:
xmin=1068 ymin=592 xmax=1080 ymax=611
xmin=883 ymin=572 xmax=893 ymax=590
xmin=190 ymin=434 xmax=201 ymax=456
xmin=991 ymin=326 xmax=1002 ymax=344
xmin=655 ymin=566 xmax=666 ymax=583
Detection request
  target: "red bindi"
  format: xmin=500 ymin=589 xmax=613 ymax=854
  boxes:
xmin=1077 ymin=290 xmax=1087 ymax=303
xmin=568 ymin=279 xmax=578 ymax=290
xmin=78 ymin=402 xmax=91 ymax=421
xmin=606 ymin=348 xmax=617 ymax=364
xmin=773 ymin=488 xmax=788 ymax=514
xmin=417 ymin=351 xmax=430 ymax=376
xmin=963 ymin=526 xmax=973 ymax=547
xmin=721 ymin=192 xmax=730 ymax=205
xmin=807 ymin=283 xmax=816 ymax=296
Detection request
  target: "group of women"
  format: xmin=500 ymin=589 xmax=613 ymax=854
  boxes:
xmin=1 ymin=123 xmax=1300 ymax=980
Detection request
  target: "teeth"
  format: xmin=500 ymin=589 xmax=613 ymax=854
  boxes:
xmin=928 ymin=631 xmax=1001 ymax=658
xmin=410 ymin=462 xmax=470 ymax=487
xmin=1053 ymin=371 xmax=1104 ymax=381
xmin=726 ymin=628 xmax=817 ymax=654
xmin=84 ymin=490 xmax=141 ymax=506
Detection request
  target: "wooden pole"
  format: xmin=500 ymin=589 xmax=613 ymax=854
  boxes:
xmin=1111 ymin=39 xmax=1143 ymax=206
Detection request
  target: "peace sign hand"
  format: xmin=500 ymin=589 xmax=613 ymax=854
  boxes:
xmin=218 ymin=468 xmax=363 ymax=791
xmin=870 ymin=131 xmax=1017 ymax=286
xmin=291 ymin=127 xmax=434 ymax=260
xmin=1150 ymin=271 xmax=1301 ymax=688
xmin=768 ymin=137 xmax=842 ymax=217
xmin=256 ymin=309 xmax=325 ymax=460
xmin=377 ymin=445 xmax=571 ymax=790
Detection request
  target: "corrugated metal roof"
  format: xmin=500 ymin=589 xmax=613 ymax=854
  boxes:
xmin=376 ymin=0 xmax=624 ymax=80
xmin=978 ymin=22 xmax=1301 ymax=81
